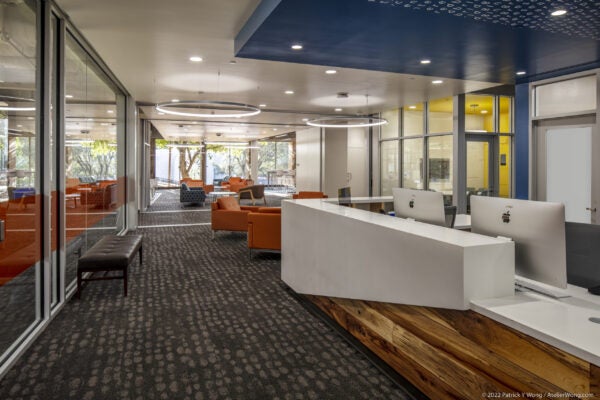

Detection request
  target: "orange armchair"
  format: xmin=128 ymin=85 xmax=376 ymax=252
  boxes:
xmin=210 ymin=197 xmax=261 ymax=238
xmin=292 ymin=191 xmax=328 ymax=199
xmin=247 ymin=207 xmax=282 ymax=257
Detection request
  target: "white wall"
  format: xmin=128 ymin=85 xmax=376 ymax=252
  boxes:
xmin=295 ymin=127 xmax=321 ymax=191
xmin=323 ymin=128 xmax=348 ymax=197
xmin=347 ymin=127 xmax=369 ymax=197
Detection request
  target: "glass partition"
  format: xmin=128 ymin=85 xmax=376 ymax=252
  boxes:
xmin=428 ymin=97 xmax=453 ymax=134
xmin=465 ymin=95 xmax=494 ymax=133
xmin=380 ymin=109 xmax=399 ymax=139
xmin=64 ymin=32 xmax=124 ymax=287
xmin=0 ymin=0 xmax=40 ymax=357
xmin=427 ymin=136 xmax=453 ymax=197
xmin=402 ymin=138 xmax=424 ymax=189
xmin=380 ymin=140 xmax=399 ymax=195
xmin=402 ymin=103 xmax=424 ymax=136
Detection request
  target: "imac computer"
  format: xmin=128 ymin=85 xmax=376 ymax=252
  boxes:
xmin=392 ymin=188 xmax=446 ymax=227
xmin=470 ymin=195 xmax=567 ymax=295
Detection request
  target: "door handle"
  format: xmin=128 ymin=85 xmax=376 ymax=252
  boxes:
xmin=586 ymin=207 xmax=597 ymax=212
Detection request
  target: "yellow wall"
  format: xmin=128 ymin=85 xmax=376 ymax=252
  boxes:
xmin=498 ymin=136 xmax=511 ymax=197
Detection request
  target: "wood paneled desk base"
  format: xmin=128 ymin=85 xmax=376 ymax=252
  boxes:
xmin=307 ymin=295 xmax=600 ymax=400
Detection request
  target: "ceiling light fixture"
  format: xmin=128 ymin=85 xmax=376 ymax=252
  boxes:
xmin=155 ymin=100 xmax=261 ymax=118
xmin=107 ymin=110 xmax=114 ymax=114
xmin=171 ymin=99 xmax=180 ymax=103
xmin=551 ymin=9 xmax=567 ymax=16
xmin=291 ymin=44 xmax=303 ymax=50
xmin=284 ymin=90 xmax=294 ymax=95
xmin=65 ymin=94 xmax=74 ymax=99
xmin=408 ymin=105 xmax=416 ymax=109
xmin=189 ymin=56 xmax=203 ymax=62
xmin=481 ymin=110 xmax=488 ymax=114
xmin=0 ymin=95 xmax=35 ymax=111
xmin=516 ymin=71 xmax=526 ymax=76
xmin=432 ymin=80 xmax=443 ymax=84
xmin=325 ymin=69 xmax=337 ymax=74
xmin=259 ymin=104 xmax=267 ymax=108
xmin=306 ymin=116 xmax=388 ymax=128
xmin=420 ymin=59 xmax=431 ymax=64
xmin=335 ymin=108 xmax=343 ymax=112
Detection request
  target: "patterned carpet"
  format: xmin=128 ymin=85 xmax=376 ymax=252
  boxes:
xmin=0 ymin=222 xmax=421 ymax=400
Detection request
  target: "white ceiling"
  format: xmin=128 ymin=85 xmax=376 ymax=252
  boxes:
xmin=55 ymin=0 xmax=502 ymax=142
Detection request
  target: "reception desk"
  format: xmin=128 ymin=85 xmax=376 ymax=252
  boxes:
xmin=282 ymin=198 xmax=600 ymax=399
xmin=282 ymin=198 xmax=515 ymax=310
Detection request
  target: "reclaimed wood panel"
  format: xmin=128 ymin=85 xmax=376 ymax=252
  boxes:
xmin=308 ymin=295 xmax=599 ymax=400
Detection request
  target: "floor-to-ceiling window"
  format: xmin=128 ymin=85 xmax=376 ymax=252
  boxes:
xmin=63 ymin=32 xmax=126 ymax=289
xmin=257 ymin=133 xmax=296 ymax=189
xmin=0 ymin=0 xmax=40 ymax=358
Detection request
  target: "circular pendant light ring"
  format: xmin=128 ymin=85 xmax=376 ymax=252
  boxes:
xmin=155 ymin=100 xmax=261 ymax=118
xmin=306 ymin=116 xmax=388 ymax=128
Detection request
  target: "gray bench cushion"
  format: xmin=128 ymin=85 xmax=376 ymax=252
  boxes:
xmin=78 ymin=235 xmax=142 ymax=270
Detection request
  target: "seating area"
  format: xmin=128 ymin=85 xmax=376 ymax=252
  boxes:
xmin=238 ymin=184 xmax=267 ymax=206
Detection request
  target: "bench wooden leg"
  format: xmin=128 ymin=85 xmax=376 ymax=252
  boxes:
xmin=76 ymin=270 xmax=82 ymax=299
xmin=123 ymin=267 xmax=128 ymax=297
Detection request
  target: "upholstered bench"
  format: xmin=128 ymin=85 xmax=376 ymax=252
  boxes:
xmin=76 ymin=235 xmax=143 ymax=299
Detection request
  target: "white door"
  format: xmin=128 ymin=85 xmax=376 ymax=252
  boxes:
xmin=538 ymin=124 xmax=596 ymax=223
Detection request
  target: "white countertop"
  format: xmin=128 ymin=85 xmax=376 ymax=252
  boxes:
xmin=471 ymin=286 xmax=600 ymax=366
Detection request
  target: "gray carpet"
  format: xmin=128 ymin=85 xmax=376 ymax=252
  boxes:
xmin=0 ymin=223 xmax=418 ymax=400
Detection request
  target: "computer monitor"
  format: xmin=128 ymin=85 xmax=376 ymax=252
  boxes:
xmin=470 ymin=195 xmax=567 ymax=290
xmin=392 ymin=188 xmax=446 ymax=227
xmin=338 ymin=186 xmax=351 ymax=206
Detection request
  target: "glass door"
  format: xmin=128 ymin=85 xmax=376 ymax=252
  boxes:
xmin=466 ymin=136 xmax=494 ymax=213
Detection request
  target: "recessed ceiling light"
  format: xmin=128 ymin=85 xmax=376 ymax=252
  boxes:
xmin=325 ymin=69 xmax=337 ymax=74
xmin=551 ymin=9 xmax=567 ymax=16
xmin=420 ymin=59 xmax=431 ymax=64
xmin=189 ymin=56 xmax=203 ymax=62
xmin=107 ymin=110 xmax=114 ymax=114
xmin=27 ymin=117 xmax=34 ymax=120
xmin=259 ymin=104 xmax=267 ymax=108
xmin=158 ymin=112 xmax=165 ymax=115
xmin=87 ymin=118 xmax=93 ymax=121
xmin=432 ymin=80 xmax=443 ymax=84
xmin=481 ymin=110 xmax=488 ymax=114
xmin=171 ymin=99 xmax=180 ymax=103
xmin=291 ymin=44 xmax=303 ymax=50
xmin=273 ymin=128 xmax=278 ymax=131
xmin=302 ymin=118 xmax=309 ymax=122
xmin=17 ymin=124 xmax=22 ymax=128
xmin=101 ymin=123 xmax=109 ymax=126
xmin=284 ymin=90 xmax=294 ymax=95
xmin=516 ymin=71 xmax=526 ymax=76
xmin=65 ymin=94 xmax=73 ymax=98
xmin=409 ymin=105 xmax=416 ymax=109
xmin=335 ymin=108 xmax=343 ymax=112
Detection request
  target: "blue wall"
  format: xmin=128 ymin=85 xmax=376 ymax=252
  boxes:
xmin=514 ymin=83 xmax=529 ymax=199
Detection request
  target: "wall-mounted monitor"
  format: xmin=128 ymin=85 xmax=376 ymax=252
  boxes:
xmin=392 ymin=188 xmax=446 ymax=227
xmin=470 ymin=196 xmax=567 ymax=290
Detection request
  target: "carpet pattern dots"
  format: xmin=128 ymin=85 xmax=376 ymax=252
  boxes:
xmin=0 ymin=225 xmax=412 ymax=400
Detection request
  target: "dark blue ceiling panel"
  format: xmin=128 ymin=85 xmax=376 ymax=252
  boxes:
xmin=234 ymin=0 xmax=600 ymax=84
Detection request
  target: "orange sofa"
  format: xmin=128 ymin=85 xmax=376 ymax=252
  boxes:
xmin=181 ymin=178 xmax=214 ymax=193
xmin=221 ymin=177 xmax=253 ymax=193
xmin=210 ymin=197 xmax=261 ymax=238
xmin=292 ymin=191 xmax=328 ymax=199
xmin=247 ymin=207 xmax=281 ymax=256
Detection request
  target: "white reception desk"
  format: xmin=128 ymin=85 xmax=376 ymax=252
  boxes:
xmin=282 ymin=198 xmax=515 ymax=310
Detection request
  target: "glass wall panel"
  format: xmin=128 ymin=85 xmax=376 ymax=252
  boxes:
xmin=498 ymin=96 xmax=512 ymax=134
xmin=206 ymin=145 xmax=250 ymax=182
xmin=427 ymin=136 xmax=453 ymax=197
xmin=64 ymin=33 xmax=123 ymax=287
xmin=0 ymin=0 xmax=40 ymax=357
xmin=428 ymin=97 xmax=453 ymax=134
xmin=402 ymin=138 xmax=424 ymax=189
xmin=380 ymin=109 xmax=399 ymax=139
xmin=465 ymin=95 xmax=494 ymax=133
xmin=380 ymin=140 xmax=399 ymax=195
xmin=535 ymin=75 xmax=596 ymax=117
xmin=402 ymin=103 xmax=423 ymax=136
